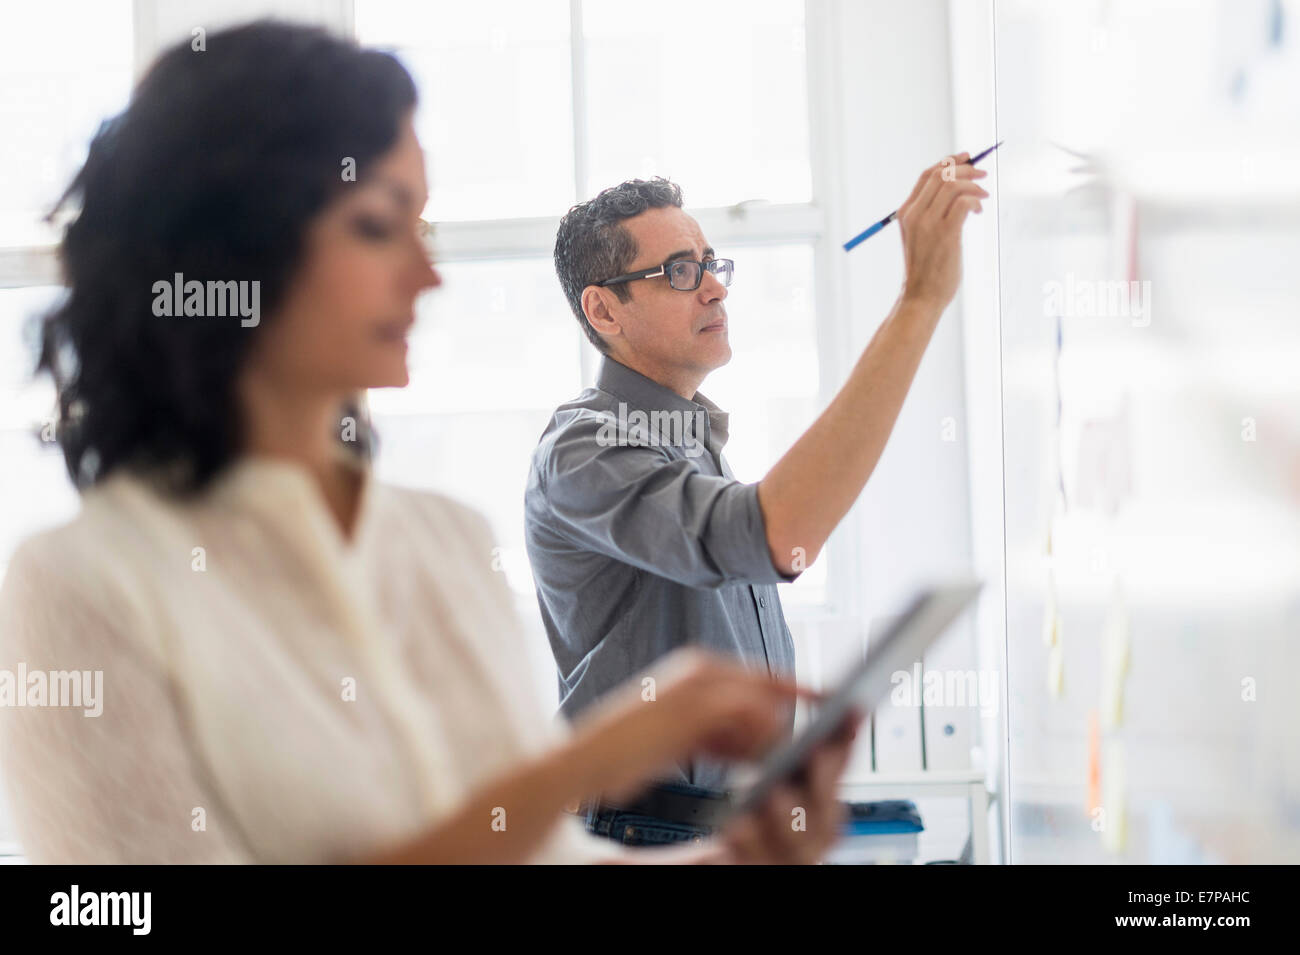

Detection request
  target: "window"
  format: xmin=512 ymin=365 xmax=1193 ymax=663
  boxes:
xmin=580 ymin=0 xmax=812 ymax=206
xmin=368 ymin=256 xmax=586 ymax=595
xmin=356 ymin=0 xmax=834 ymax=610
xmin=0 ymin=2 xmax=134 ymax=248
xmin=0 ymin=0 xmax=851 ymax=853
xmin=354 ymin=1 xmax=576 ymax=221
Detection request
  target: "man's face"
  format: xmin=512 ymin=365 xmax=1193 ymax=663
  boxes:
xmin=599 ymin=205 xmax=731 ymax=380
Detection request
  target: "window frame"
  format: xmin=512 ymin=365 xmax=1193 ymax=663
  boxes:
xmin=0 ymin=0 xmax=863 ymax=625
xmin=351 ymin=0 xmax=862 ymax=622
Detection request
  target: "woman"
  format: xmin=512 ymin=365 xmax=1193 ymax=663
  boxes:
xmin=0 ymin=21 xmax=855 ymax=864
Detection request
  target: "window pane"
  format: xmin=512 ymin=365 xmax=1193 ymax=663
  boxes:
xmin=0 ymin=287 xmax=57 ymax=433
xmin=355 ymin=0 xmax=576 ymax=221
xmin=703 ymin=242 xmax=825 ymax=605
xmin=369 ymin=245 xmax=827 ymax=606
xmin=368 ymin=256 xmax=582 ymax=418
xmin=0 ymin=1 xmax=133 ymax=247
xmin=368 ymin=255 xmax=584 ymax=587
xmin=0 ymin=286 xmax=78 ymax=572
xmin=370 ymin=410 xmax=555 ymax=595
xmin=582 ymin=0 xmax=811 ymax=207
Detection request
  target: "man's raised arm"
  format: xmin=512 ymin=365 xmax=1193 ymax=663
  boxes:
xmin=757 ymin=154 xmax=989 ymax=575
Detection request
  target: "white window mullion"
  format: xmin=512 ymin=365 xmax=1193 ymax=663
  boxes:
xmin=429 ymin=217 xmax=560 ymax=263
xmin=804 ymin=0 xmax=859 ymax=623
xmin=0 ymin=249 xmax=59 ymax=290
xmin=568 ymin=0 xmax=589 ymax=205
xmin=568 ymin=0 xmax=595 ymax=385
xmin=132 ymin=0 xmax=155 ymax=81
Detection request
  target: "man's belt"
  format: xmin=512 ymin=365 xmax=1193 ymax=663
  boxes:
xmin=598 ymin=784 xmax=734 ymax=829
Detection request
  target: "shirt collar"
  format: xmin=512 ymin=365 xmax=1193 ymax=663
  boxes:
xmin=595 ymin=356 xmax=732 ymax=453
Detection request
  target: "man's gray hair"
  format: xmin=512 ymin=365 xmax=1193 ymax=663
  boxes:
xmin=554 ymin=177 xmax=684 ymax=353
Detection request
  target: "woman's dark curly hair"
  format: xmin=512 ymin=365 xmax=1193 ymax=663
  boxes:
xmin=36 ymin=20 xmax=417 ymax=495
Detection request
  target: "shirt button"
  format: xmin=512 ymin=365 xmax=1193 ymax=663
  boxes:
xmin=759 ymin=596 xmax=768 ymax=608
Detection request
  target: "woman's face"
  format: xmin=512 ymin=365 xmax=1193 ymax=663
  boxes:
xmin=244 ymin=113 xmax=441 ymax=395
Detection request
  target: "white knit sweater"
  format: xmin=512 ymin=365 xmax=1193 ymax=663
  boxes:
xmin=0 ymin=452 xmax=628 ymax=863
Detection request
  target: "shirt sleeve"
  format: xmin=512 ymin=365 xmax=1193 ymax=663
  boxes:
xmin=534 ymin=410 xmax=799 ymax=589
xmin=0 ymin=535 xmax=256 ymax=864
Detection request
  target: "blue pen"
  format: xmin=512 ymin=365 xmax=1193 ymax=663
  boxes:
xmin=842 ymin=140 xmax=1003 ymax=251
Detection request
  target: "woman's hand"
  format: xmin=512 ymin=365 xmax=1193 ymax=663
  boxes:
xmin=571 ymin=649 xmax=865 ymax=864
xmin=612 ymin=707 xmax=864 ymax=866
xmin=567 ymin=648 xmax=819 ymax=806
xmin=355 ymin=649 xmax=854 ymax=864
xmin=714 ymin=711 xmax=862 ymax=864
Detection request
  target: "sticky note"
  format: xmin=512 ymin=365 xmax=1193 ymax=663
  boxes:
xmin=1043 ymin=568 xmax=1060 ymax=647
xmin=1101 ymin=740 xmax=1127 ymax=854
xmin=1087 ymin=709 xmax=1101 ymax=815
xmin=1100 ymin=583 xmax=1131 ymax=729
xmin=1048 ymin=642 xmax=1065 ymax=698
xmin=1045 ymin=486 xmax=1066 ymax=555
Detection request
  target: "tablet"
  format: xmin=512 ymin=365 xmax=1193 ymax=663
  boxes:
xmin=723 ymin=579 xmax=983 ymax=820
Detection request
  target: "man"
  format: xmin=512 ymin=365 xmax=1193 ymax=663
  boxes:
xmin=526 ymin=157 xmax=988 ymax=845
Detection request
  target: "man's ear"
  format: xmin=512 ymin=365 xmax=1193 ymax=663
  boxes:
xmin=582 ymin=285 xmax=622 ymax=343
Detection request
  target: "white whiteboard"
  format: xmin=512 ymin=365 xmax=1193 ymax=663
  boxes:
xmin=992 ymin=0 xmax=1300 ymax=863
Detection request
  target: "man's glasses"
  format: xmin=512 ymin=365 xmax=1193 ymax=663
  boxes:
xmin=598 ymin=257 xmax=735 ymax=292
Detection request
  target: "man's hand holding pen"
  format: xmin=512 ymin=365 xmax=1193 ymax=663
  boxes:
xmin=897 ymin=152 xmax=990 ymax=312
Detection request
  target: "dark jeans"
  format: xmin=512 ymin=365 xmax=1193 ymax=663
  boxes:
xmin=584 ymin=781 xmax=724 ymax=847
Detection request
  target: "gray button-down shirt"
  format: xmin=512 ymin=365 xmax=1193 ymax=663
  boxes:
xmin=525 ymin=356 xmax=797 ymax=790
